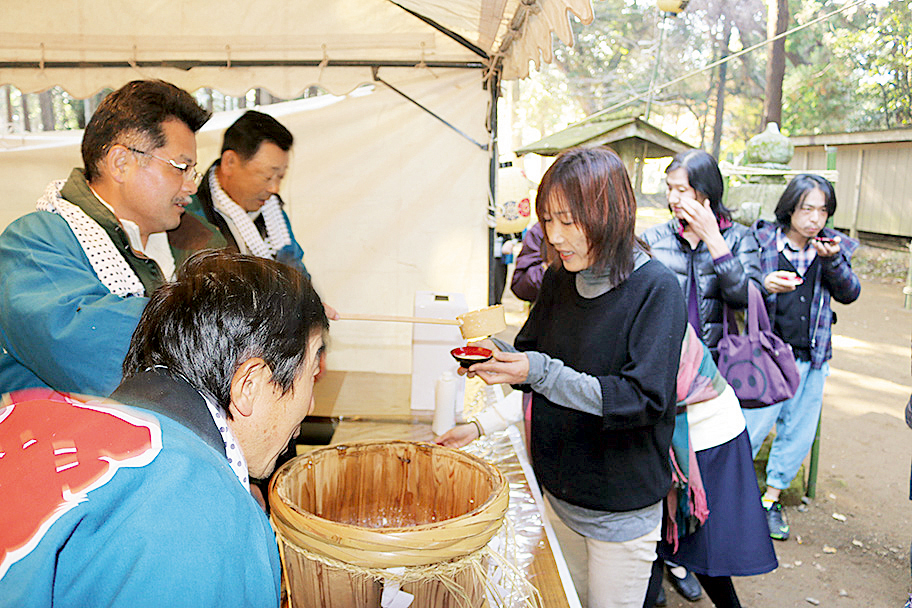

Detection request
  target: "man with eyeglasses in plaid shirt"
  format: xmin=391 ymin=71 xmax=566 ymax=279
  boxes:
xmin=0 ymin=79 xmax=226 ymax=398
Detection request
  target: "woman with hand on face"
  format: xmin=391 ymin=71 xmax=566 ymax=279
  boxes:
xmin=641 ymin=150 xmax=763 ymax=358
xmin=441 ymin=147 xmax=687 ymax=608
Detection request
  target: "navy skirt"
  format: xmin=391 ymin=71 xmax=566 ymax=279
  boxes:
xmin=658 ymin=429 xmax=778 ymax=577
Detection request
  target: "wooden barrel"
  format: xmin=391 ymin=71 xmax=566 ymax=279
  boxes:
xmin=269 ymin=440 xmax=510 ymax=607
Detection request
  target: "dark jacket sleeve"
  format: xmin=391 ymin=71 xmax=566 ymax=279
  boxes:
xmin=819 ymin=248 xmax=861 ymax=305
xmin=715 ymin=225 xmax=763 ymax=309
xmin=510 ymin=223 xmax=546 ymax=302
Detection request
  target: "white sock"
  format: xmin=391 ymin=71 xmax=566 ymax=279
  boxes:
xmin=669 ymin=565 xmax=688 ymax=579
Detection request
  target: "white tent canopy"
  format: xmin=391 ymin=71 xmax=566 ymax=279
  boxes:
xmin=0 ymin=0 xmax=592 ymax=376
xmin=1 ymin=0 xmax=592 ymax=97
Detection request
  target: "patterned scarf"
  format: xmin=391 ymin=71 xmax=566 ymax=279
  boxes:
xmin=36 ymin=180 xmax=145 ymax=298
xmin=665 ymin=325 xmax=725 ymax=551
xmin=208 ymin=167 xmax=291 ymax=259
xmin=203 ymin=394 xmax=250 ymax=492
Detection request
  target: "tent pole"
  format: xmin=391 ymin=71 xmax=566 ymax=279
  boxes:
xmin=488 ymin=69 xmax=500 ymax=306
xmin=388 ymin=1 xmax=489 ymax=59
xmin=372 ymin=68 xmax=488 ymax=151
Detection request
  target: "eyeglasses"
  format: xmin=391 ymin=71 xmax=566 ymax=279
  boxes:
xmin=125 ymin=146 xmax=203 ymax=186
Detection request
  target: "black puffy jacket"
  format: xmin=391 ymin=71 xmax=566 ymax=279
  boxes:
xmin=641 ymin=218 xmax=762 ymax=351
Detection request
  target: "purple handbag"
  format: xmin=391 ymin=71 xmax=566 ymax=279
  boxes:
xmin=716 ymin=282 xmax=801 ymax=409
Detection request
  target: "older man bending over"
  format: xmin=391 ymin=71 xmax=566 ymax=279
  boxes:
xmin=0 ymin=250 xmax=328 ymax=607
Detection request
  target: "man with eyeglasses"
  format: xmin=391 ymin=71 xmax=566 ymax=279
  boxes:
xmin=746 ymin=174 xmax=861 ymax=542
xmin=0 ymin=79 xmax=226 ymax=397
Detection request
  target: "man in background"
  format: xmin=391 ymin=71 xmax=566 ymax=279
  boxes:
xmin=746 ymin=174 xmax=861 ymax=541
xmin=189 ymin=109 xmax=337 ymax=321
xmin=189 ymin=110 xmax=308 ymax=273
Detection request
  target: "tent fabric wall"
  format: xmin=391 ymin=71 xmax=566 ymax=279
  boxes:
xmin=0 ymin=68 xmax=490 ymax=374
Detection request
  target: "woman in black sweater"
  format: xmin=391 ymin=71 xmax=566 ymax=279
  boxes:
xmin=462 ymin=148 xmax=686 ymax=608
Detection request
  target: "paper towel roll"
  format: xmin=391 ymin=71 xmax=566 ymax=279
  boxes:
xmin=432 ymin=371 xmax=457 ymax=435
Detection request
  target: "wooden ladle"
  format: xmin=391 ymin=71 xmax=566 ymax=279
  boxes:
xmin=337 ymin=305 xmax=506 ymax=340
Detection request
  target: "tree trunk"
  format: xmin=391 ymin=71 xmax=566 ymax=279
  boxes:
xmin=38 ymin=90 xmax=56 ymax=131
xmin=202 ymin=88 xmax=214 ymax=113
xmin=761 ymin=0 xmax=788 ymax=129
xmin=712 ymin=15 xmax=732 ymax=159
xmin=73 ymin=98 xmax=86 ymax=129
xmin=510 ymin=80 xmax=523 ymax=155
xmin=3 ymin=86 xmax=13 ymax=126
xmin=256 ymin=89 xmax=273 ymax=106
xmin=20 ymin=93 xmax=32 ymax=131
xmin=83 ymin=93 xmax=101 ymax=128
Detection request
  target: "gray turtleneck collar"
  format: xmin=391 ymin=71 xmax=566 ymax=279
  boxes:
xmin=575 ymin=248 xmax=650 ymax=298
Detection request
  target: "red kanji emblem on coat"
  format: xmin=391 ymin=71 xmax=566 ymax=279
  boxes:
xmin=0 ymin=389 xmax=162 ymax=578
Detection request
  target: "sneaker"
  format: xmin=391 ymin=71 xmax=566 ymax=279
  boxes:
xmin=765 ymin=501 xmax=790 ymax=541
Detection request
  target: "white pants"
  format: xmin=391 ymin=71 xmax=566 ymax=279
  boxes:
xmin=585 ymin=524 xmax=660 ymax=608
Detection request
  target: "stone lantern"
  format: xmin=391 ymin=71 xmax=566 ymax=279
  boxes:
xmin=743 ymin=122 xmax=794 ymax=183
xmin=726 ymin=123 xmax=794 ymax=224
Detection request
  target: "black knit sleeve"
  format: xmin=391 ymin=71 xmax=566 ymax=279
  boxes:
xmin=597 ymin=266 xmax=687 ymax=429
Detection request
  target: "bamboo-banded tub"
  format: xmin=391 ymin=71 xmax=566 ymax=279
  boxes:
xmin=269 ymin=440 xmax=513 ymax=607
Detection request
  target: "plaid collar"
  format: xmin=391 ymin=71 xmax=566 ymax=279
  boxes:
xmin=776 ymin=227 xmax=817 ymax=276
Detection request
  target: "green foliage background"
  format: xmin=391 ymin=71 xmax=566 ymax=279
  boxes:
xmin=511 ymin=0 xmax=912 ymax=159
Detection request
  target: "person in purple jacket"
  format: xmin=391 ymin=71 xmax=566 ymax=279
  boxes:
xmin=745 ymin=174 xmax=861 ymax=542
xmin=510 ymin=221 xmax=547 ymax=302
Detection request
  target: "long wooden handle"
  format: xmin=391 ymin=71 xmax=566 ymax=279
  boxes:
xmin=337 ymin=313 xmax=461 ymax=326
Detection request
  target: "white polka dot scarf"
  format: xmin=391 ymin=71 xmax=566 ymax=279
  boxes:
xmin=36 ymin=180 xmax=145 ymax=298
xmin=203 ymin=394 xmax=250 ymax=491
xmin=208 ymin=167 xmax=291 ymax=259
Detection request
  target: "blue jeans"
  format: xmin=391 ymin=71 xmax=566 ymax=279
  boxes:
xmin=742 ymin=360 xmax=829 ymax=491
